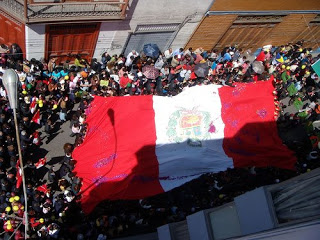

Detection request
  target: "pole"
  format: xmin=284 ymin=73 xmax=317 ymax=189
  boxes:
xmin=13 ymin=109 xmax=29 ymax=239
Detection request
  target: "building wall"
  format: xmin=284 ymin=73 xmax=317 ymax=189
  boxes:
xmin=93 ymin=21 xmax=127 ymax=60
xmin=262 ymin=14 xmax=317 ymax=46
xmin=21 ymin=0 xmax=214 ymax=61
xmin=22 ymin=0 xmax=320 ymax=61
xmin=93 ymin=0 xmax=213 ymax=60
xmin=127 ymin=0 xmax=212 ymax=40
xmin=185 ymin=0 xmax=320 ymax=52
xmin=291 ymin=23 xmax=320 ymax=49
xmin=209 ymin=0 xmax=320 ymax=11
xmin=25 ymin=24 xmax=46 ymax=60
xmin=0 ymin=11 xmax=26 ymax=57
xmin=185 ymin=15 xmax=237 ymax=51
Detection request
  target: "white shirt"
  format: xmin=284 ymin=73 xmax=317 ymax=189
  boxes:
xmin=0 ymin=87 xmax=6 ymax=98
xmin=79 ymin=116 xmax=85 ymax=124
xmin=232 ymin=61 xmax=240 ymax=68
xmin=110 ymin=74 xmax=119 ymax=83
xmin=73 ymin=75 xmax=80 ymax=83
xmin=161 ymin=68 xmax=169 ymax=76
xmin=125 ymin=58 xmax=133 ymax=67
xmin=127 ymin=51 xmax=139 ymax=59
xmin=164 ymin=49 xmax=173 ymax=59
xmin=17 ymin=72 xmax=26 ymax=82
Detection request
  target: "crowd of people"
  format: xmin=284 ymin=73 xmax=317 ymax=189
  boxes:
xmin=0 ymin=40 xmax=319 ymax=239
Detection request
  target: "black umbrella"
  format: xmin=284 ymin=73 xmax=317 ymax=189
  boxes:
xmin=143 ymin=43 xmax=160 ymax=59
xmin=194 ymin=62 xmax=209 ymax=78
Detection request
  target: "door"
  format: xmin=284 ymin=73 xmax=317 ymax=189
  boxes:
xmin=0 ymin=13 xmax=25 ymax=57
xmin=45 ymin=23 xmax=100 ymax=64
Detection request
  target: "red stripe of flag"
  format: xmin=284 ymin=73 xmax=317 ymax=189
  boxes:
xmin=219 ymin=80 xmax=296 ymax=169
xmin=73 ymin=96 xmax=163 ymax=214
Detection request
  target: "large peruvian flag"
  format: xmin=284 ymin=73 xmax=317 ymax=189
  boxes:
xmin=73 ymin=80 xmax=296 ymax=214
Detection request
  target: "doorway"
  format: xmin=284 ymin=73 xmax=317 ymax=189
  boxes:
xmin=45 ymin=23 xmax=100 ymax=64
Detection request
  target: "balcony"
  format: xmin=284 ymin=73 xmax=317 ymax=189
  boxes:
xmin=0 ymin=0 xmax=128 ymax=24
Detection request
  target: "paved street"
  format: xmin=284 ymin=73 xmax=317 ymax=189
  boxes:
xmin=34 ymin=104 xmax=78 ymax=180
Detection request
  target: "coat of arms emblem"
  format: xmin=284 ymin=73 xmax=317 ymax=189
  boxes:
xmin=166 ymin=108 xmax=217 ymax=147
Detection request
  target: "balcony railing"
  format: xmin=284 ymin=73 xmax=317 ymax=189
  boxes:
xmin=0 ymin=0 xmax=128 ymax=23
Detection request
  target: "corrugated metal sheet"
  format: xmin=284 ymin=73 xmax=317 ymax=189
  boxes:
xmin=124 ymin=32 xmax=174 ymax=56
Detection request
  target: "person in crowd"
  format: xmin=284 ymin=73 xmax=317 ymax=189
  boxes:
xmin=74 ymin=54 xmax=87 ymax=70
xmin=0 ymin=40 xmax=318 ymax=239
xmin=164 ymin=47 xmax=173 ymax=63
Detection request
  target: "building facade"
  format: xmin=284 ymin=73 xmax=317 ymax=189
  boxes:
xmin=0 ymin=0 xmax=213 ymax=63
xmin=185 ymin=0 xmax=320 ymax=52
xmin=0 ymin=0 xmax=128 ymax=62
xmin=1 ymin=0 xmax=319 ymax=63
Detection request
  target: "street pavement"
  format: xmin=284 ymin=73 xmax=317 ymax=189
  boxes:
xmin=34 ymin=104 xmax=78 ymax=181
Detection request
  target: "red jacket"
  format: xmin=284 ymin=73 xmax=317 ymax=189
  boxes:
xmin=256 ymin=51 xmax=265 ymax=62
xmin=120 ymin=76 xmax=131 ymax=88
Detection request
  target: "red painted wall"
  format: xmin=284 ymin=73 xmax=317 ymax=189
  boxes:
xmin=0 ymin=11 xmax=26 ymax=58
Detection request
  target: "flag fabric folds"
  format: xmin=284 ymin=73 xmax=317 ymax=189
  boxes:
xmin=29 ymin=97 xmax=37 ymax=114
xmin=36 ymin=184 xmax=49 ymax=195
xmin=15 ymin=160 xmax=22 ymax=189
xmin=31 ymin=109 xmax=40 ymax=125
xmin=72 ymin=80 xmax=296 ymax=214
xmin=35 ymin=157 xmax=46 ymax=169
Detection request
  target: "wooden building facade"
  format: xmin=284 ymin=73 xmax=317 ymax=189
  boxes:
xmin=185 ymin=0 xmax=320 ymax=51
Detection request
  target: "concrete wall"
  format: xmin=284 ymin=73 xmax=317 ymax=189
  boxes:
xmin=93 ymin=21 xmax=129 ymax=60
xmin=25 ymin=24 xmax=46 ymax=60
xmin=25 ymin=0 xmax=213 ymax=61
xmin=187 ymin=210 xmax=211 ymax=240
xmin=93 ymin=0 xmax=213 ymax=60
xmin=157 ymin=224 xmax=171 ymax=240
xmin=234 ymin=187 xmax=276 ymax=235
